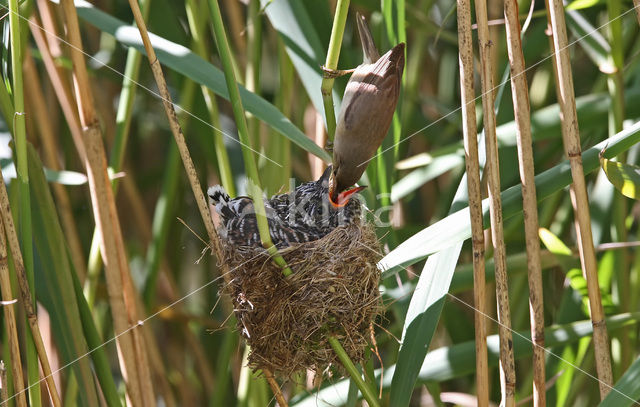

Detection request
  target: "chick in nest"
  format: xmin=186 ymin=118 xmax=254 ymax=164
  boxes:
xmin=208 ymin=165 xmax=365 ymax=249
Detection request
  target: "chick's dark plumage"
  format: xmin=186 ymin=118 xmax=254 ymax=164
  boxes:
xmin=208 ymin=166 xmax=362 ymax=249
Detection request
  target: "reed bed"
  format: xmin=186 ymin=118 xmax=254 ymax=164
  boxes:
xmin=0 ymin=0 xmax=638 ymax=406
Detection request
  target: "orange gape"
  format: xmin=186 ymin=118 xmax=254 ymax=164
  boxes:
xmin=329 ymin=185 xmax=367 ymax=208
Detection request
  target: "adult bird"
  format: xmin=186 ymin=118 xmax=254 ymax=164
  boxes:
xmin=208 ymin=166 xmax=365 ymax=249
xmin=329 ymin=13 xmax=405 ymax=203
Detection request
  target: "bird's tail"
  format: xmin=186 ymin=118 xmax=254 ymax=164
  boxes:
xmin=356 ymin=12 xmax=380 ymax=64
xmin=208 ymin=185 xmax=230 ymax=205
xmin=208 ymin=185 xmax=238 ymax=221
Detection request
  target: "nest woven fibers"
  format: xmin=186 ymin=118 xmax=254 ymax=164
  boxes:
xmin=217 ymin=221 xmax=382 ymax=378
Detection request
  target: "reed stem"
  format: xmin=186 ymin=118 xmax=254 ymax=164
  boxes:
xmin=503 ymin=0 xmax=546 ymax=405
xmin=473 ymin=0 xmax=516 ymax=405
xmin=6 ymin=1 xmax=41 ymax=404
xmin=59 ymin=0 xmax=156 ymax=403
xmin=321 ymin=0 xmax=350 ymax=142
xmin=328 ymin=336 xmax=380 ymax=407
xmin=264 ymin=369 xmax=288 ymax=407
xmin=0 ymin=169 xmax=62 ymax=407
xmin=83 ymin=0 xmax=150 ymax=308
xmin=207 ymin=0 xmax=293 ymax=276
xmin=455 ymin=0 xmax=489 ymax=404
xmin=23 ymin=49 xmax=87 ymax=282
xmin=0 ymin=221 xmax=27 ymax=407
xmin=546 ymin=0 xmax=613 ymax=398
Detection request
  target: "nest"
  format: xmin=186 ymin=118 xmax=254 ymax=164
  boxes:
xmin=218 ymin=222 xmax=382 ymax=377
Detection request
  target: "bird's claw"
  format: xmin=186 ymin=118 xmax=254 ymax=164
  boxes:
xmin=321 ymin=66 xmax=356 ymax=79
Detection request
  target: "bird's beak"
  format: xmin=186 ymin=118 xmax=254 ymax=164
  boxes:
xmin=329 ymin=185 xmax=367 ymax=208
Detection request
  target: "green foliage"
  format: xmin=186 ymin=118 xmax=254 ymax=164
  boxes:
xmin=1 ymin=0 xmax=639 ymax=405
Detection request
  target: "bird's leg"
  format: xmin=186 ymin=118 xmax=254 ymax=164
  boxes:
xmin=321 ymin=66 xmax=356 ymax=79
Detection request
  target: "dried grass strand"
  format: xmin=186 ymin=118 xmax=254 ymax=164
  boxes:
xmin=456 ymin=0 xmax=489 ymax=404
xmin=473 ymin=0 xmax=516 ymax=405
xmin=220 ymin=223 xmax=381 ymax=377
xmin=546 ymin=0 xmax=613 ymax=398
xmin=502 ymin=0 xmax=546 ymax=405
xmin=0 ymin=221 xmax=27 ymax=407
xmin=58 ymin=0 xmax=156 ymax=404
xmin=29 ymin=13 xmax=86 ymax=163
xmin=22 ymin=49 xmax=87 ymax=281
xmin=0 ymin=169 xmax=62 ymax=407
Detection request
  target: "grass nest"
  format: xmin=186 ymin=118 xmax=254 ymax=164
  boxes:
xmin=217 ymin=221 xmax=382 ymax=378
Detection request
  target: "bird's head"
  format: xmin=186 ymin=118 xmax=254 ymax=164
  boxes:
xmin=328 ymin=166 xmax=366 ymax=207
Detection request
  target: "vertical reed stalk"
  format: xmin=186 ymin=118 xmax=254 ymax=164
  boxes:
xmin=473 ymin=0 xmax=516 ymax=405
xmin=246 ymin=0 xmax=262 ymax=150
xmin=0 ymin=221 xmax=27 ymax=407
xmin=184 ymin=0 xmax=235 ymax=195
xmin=85 ymin=0 xmax=151 ymax=308
xmin=6 ymin=1 xmax=40 ymax=403
xmin=0 ymin=170 xmax=62 ymax=407
xmin=29 ymin=14 xmax=86 ymax=163
xmin=328 ymin=336 xmax=380 ymax=407
xmin=264 ymin=369 xmax=288 ymax=407
xmin=634 ymin=0 xmax=640 ymax=25
xmin=58 ymin=0 xmax=155 ymax=404
xmin=456 ymin=0 xmax=488 ymax=404
xmin=503 ymin=0 xmax=546 ymax=405
xmin=207 ymin=0 xmax=292 ymax=276
xmin=546 ymin=0 xmax=613 ymax=398
xmin=22 ymin=49 xmax=87 ymax=281
xmin=321 ymin=0 xmax=350 ymax=142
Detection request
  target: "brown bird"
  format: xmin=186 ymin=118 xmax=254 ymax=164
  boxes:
xmin=329 ymin=13 xmax=405 ymax=203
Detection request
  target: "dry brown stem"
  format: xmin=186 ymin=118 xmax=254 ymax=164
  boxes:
xmin=264 ymin=369 xmax=288 ymax=407
xmin=58 ymin=0 xmax=155 ymax=404
xmin=29 ymin=14 xmax=86 ymax=163
xmin=22 ymin=49 xmax=87 ymax=281
xmin=455 ymin=0 xmax=489 ymax=404
xmin=502 ymin=0 xmax=546 ymax=405
xmin=546 ymin=0 xmax=613 ymax=398
xmin=0 ymin=361 xmax=8 ymax=405
xmin=0 ymin=221 xmax=27 ymax=407
xmin=473 ymin=0 xmax=516 ymax=405
xmin=0 ymin=169 xmax=62 ymax=406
